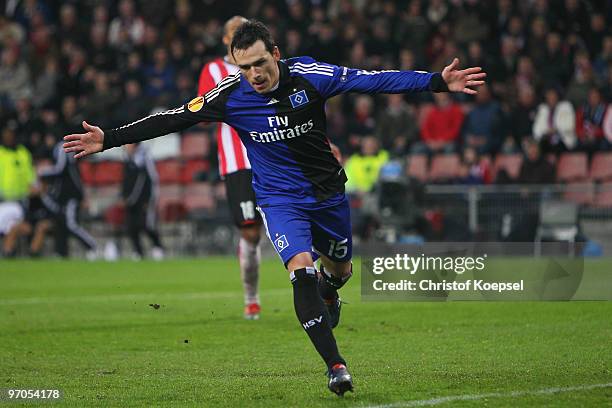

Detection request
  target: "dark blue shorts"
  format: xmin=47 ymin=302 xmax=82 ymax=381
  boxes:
xmin=257 ymin=193 xmax=352 ymax=267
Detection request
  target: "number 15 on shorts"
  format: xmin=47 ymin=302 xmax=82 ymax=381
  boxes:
xmin=328 ymin=238 xmax=348 ymax=259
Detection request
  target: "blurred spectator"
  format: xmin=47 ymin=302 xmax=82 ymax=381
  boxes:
xmin=108 ymin=0 xmax=145 ymax=47
xmin=557 ymin=0 xmax=589 ymax=38
xmin=516 ymin=139 xmax=555 ymax=184
xmin=426 ymin=0 xmax=450 ymax=26
xmin=89 ymin=24 xmax=117 ymax=72
xmin=526 ymin=17 xmax=548 ymax=67
xmin=514 ymin=56 xmax=539 ymax=94
xmin=60 ymin=96 xmax=85 ymax=135
xmin=576 ymin=87 xmax=611 ymax=154
xmin=375 ymin=94 xmax=418 ymax=156
xmin=533 ymin=87 xmax=577 ymax=153
xmin=397 ymin=0 xmax=429 ymax=63
xmin=594 ymin=35 xmax=612 ymax=82
xmin=310 ymin=23 xmax=340 ymax=64
xmin=58 ymin=45 xmax=88 ymax=97
xmin=113 ymin=79 xmax=151 ymax=127
xmin=0 ymin=124 xmax=35 ymax=200
xmin=82 ymin=72 xmax=119 ymax=129
xmin=143 ymin=47 xmax=176 ymax=100
xmin=0 ymin=15 xmax=25 ymax=46
xmin=462 ymin=84 xmax=504 ymax=155
xmin=33 ymin=57 xmax=59 ymax=109
xmin=0 ymin=48 xmax=32 ymax=109
xmin=171 ymin=70 xmax=195 ymax=106
xmin=285 ymin=29 xmax=307 ymax=57
xmin=458 ymin=146 xmax=492 ymax=185
xmin=122 ymin=51 xmax=145 ymax=85
xmin=92 ymin=4 xmax=110 ymax=26
xmin=414 ymin=92 xmax=463 ymax=154
xmin=566 ymin=50 xmax=600 ymax=107
xmin=28 ymin=10 xmax=53 ymax=59
xmin=509 ymin=85 xmax=538 ymax=148
xmin=494 ymin=36 xmax=519 ymax=84
xmin=165 ymin=0 xmax=193 ymax=42
xmin=57 ymin=4 xmax=86 ymax=46
xmin=35 ymin=107 xmax=62 ymax=160
xmin=347 ymin=95 xmax=376 ymax=153
xmin=585 ymin=13 xmax=607 ymax=58
xmin=169 ymin=38 xmax=190 ymax=71
xmin=539 ymin=32 xmax=570 ymax=87
xmin=14 ymin=98 xmax=43 ymax=151
xmin=503 ymin=15 xmax=526 ymax=52
xmin=345 ymin=136 xmax=389 ymax=193
xmin=453 ymin=0 xmax=489 ymax=46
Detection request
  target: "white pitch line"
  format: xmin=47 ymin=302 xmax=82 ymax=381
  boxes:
xmin=0 ymin=288 xmax=291 ymax=306
xmin=360 ymin=383 xmax=612 ymax=408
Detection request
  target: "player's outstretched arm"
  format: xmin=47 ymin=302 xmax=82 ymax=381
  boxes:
xmin=441 ymin=58 xmax=486 ymax=95
xmin=63 ymin=121 xmax=104 ymax=159
xmin=298 ymin=56 xmax=486 ymax=98
xmin=63 ymin=94 xmax=225 ymax=158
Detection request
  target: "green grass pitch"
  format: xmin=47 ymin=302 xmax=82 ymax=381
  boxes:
xmin=1 ymin=258 xmax=611 ymax=407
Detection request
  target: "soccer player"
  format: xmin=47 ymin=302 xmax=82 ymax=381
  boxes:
xmin=63 ymin=20 xmax=485 ymax=395
xmin=40 ymin=140 xmax=97 ymax=259
xmin=121 ymin=143 xmax=164 ymax=260
xmin=198 ymin=16 xmax=263 ymax=320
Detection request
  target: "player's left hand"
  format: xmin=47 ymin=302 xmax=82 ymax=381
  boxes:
xmin=442 ymin=58 xmax=486 ymax=95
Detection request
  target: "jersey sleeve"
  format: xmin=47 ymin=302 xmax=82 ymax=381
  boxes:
xmin=290 ymin=57 xmax=449 ymax=99
xmin=102 ymin=93 xmax=225 ymax=150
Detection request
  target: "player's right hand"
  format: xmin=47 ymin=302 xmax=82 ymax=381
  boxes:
xmin=63 ymin=121 xmax=104 ymax=159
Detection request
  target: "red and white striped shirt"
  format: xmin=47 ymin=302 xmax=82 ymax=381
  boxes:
xmin=198 ymin=57 xmax=251 ymax=176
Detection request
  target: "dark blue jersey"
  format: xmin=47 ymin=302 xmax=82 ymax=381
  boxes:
xmin=103 ymin=56 xmax=448 ymax=205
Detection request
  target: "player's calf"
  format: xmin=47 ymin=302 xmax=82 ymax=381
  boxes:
xmin=318 ymin=264 xmax=352 ymax=328
xmin=290 ymin=267 xmax=346 ymax=371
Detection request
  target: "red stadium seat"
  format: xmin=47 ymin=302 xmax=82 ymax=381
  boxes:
xmin=156 ymin=160 xmax=183 ymax=184
xmin=557 ymin=152 xmax=588 ymax=182
xmin=158 ymin=184 xmax=183 ymax=211
xmin=406 ymin=154 xmax=428 ymax=181
xmin=493 ymin=153 xmax=523 ymax=181
xmin=78 ymin=160 xmax=96 ymax=186
xmin=593 ymin=182 xmax=612 ymax=208
xmin=94 ymin=161 xmax=123 ymax=185
xmin=563 ymin=182 xmax=594 ymax=205
xmin=181 ymin=132 xmax=210 ymax=160
xmin=180 ymin=159 xmax=210 ymax=184
xmin=104 ymin=203 xmax=126 ymax=226
xmin=428 ymin=153 xmax=461 ymax=182
xmin=157 ymin=184 xmax=185 ymax=222
xmin=589 ymin=152 xmax=612 ymax=182
xmin=184 ymin=182 xmax=215 ymax=212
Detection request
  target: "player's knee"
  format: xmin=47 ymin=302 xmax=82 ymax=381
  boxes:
xmin=287 ymin=252 xmax=315 ymax=272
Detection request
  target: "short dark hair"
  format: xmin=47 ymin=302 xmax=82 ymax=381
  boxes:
xmin=231 ymin=20 xmax=275 ymax=57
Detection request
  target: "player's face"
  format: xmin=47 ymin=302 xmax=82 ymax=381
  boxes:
xmin=234 ymin=40 xmax=281 ymax=94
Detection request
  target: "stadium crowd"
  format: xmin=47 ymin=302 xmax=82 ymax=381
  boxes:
xmin=0 ymin=0 xmax=611 ymax=255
